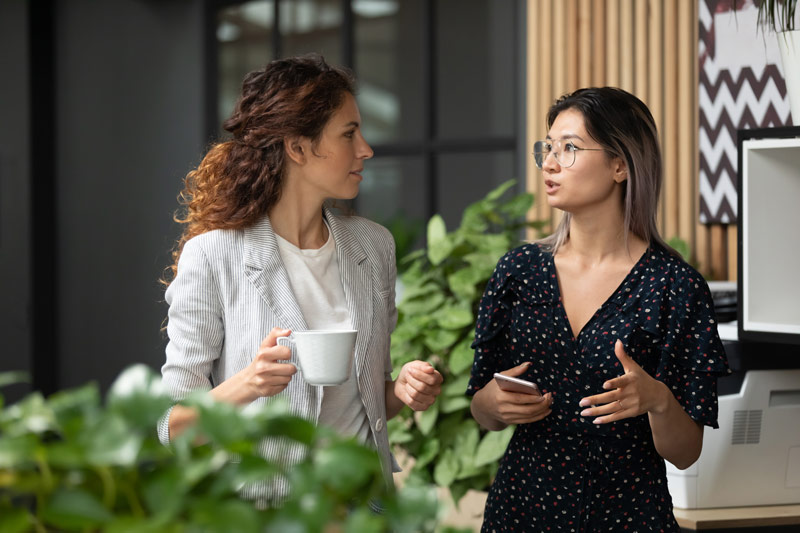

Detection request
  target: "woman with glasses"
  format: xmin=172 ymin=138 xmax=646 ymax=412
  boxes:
xmin=467 ymin=87 xmax=729 ymax=532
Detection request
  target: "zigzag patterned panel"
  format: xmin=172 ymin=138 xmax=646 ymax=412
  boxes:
xmin=699 ymin=0 xmax=792 ymax=223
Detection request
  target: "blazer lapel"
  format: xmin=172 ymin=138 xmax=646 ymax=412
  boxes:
xmin=243 ymin=215 xmax=309 ymax=337
xmin=325 ymin=207 xmax=373 ymax=376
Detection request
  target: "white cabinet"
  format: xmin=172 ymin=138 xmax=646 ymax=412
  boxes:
xmin=738 ymin=129 xmax=800 ymax=344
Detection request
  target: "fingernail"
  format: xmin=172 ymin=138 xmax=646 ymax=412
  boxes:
xmin=593 ymin=419 xmax=602 ymax=424
xmin=523 ymin=362 xmax=532 ymax=367
xmin=580 ymin=409 xmax=591 ymax=417
xmin=602 ymin=382 xmax=611 ymax=389
xmin=579 ymin=398 xmax=589 ymax=407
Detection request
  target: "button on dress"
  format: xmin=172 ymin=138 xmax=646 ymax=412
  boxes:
xmin=467 ymin=243 xmax=730 ymax=532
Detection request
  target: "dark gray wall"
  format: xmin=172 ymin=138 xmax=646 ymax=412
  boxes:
xmin=0 ymin=1 xmax=206 ymax=398
xmin=55 ymin=0 xmax=206 ymax=391
xmin=0 ymin=1 xmax=33 ymax=401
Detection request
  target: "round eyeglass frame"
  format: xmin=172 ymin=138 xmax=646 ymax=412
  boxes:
xmin=532 ymin=139 xmax=606 ymax=169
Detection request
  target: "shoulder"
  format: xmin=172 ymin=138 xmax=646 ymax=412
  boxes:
xmin=647 ymin=243 xmax=712 ymax=299
xmin=333 ymin=214 xmax=395 ymax=252
xmin=181 ymin=227 xmax=246 ymax=265
xmin=495 ymin=242 xmax=549 ymax=276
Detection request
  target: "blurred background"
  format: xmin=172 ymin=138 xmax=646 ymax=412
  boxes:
xmin=0 ymin=0 xmax=526 ymax=402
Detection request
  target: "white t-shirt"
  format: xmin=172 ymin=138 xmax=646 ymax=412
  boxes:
xmin=275 ymin=223 xmax=371 ymax=444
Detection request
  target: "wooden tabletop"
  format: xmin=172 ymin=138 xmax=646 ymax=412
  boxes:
xmin=674 ymin=504 xmax=800 ymax=530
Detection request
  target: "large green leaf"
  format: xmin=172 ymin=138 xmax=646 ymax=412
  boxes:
xmin=473 ymin=426 xmax=515 ymax=467
xmin=85 ymin=414 xmax=144 ymax=466
xmin=107 ymin=365 xmax=172 ymax=430
xmin=399 ymin=292 xmax=445 ymax=315
xmin=423 ymin=329 xmax=460 ymax=353
xmin=484 ymin=180 xmax=517 ymax=202
xmin=0 ymin=372 xmax=29 ymax=389
xmin=439 ymin=396 xmax=471 ymax=414
xmin=432 ymin=448 xmax=458 ymax=487
xmin=448 ymin=338 xmax=475 ymax=375
xmin=343 ymin=507 xmax=385 ymax=533
xmin=499 ymin=192 xmax=534 ymax=218
xmin=414 ymin=401 xmax=438 ymax=436
xmin=414 ymin=438 xmax=440 ymax=469
xmin=441 ymin=374 xmax=471 ymax=398
xmin=435 ymin=305 xmax=473 ymax=330
xmin=189 ymin=497 xmax=262 ymax=533
xmin=0 ymin=506 xmax=30 ymax=533
xmin=313 ymin=441 xmax=382 ymax=493
xmin=41 ymin=488 xmax=115 ymax=529
xmin=0 ymin=434 xmax=37 ymax=467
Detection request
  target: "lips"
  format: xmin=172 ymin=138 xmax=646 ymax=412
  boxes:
xmin=544 ymin=179 xmax=560 ymax=194
xmin=350 ymin=168 xmax=364 ymax=177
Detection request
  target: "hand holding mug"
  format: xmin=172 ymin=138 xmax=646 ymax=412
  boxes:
xmin=242 ymin=327 xmax=297 ymax=400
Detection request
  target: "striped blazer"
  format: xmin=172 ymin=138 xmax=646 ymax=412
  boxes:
xmin=158 ymin=206 xmax=399 ymax=500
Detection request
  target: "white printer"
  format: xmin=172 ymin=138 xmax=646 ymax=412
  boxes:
xmin=667 ymin=321 xmax=800 ymax=508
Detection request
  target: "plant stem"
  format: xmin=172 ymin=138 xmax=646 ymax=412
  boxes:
xmin=95 ymin=466 xmax=116 ymax=509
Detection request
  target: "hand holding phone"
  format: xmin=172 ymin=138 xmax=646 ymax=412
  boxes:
xmin=493 ymin=372 xmax=541 ymax=395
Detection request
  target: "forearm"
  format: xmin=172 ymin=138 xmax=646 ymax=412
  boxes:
xmin=385 ymin=379 xmax=406 ymax=419
xmin=167 ymin=373 xmax=257 ymax=440
xmin=470 ymin=388 xmax=508 ymax=431
xmin=648 ymin=381 xmax=704 ymax=469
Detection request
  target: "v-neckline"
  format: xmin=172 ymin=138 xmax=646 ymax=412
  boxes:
xmin=549 ymin=246 xmax=650 ymax=341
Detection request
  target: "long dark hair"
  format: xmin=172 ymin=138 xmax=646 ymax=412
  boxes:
xmin=165 ymin=54 xmax=355 ymax=284
xmin=538 ymin=87 xmax=669 ymax=254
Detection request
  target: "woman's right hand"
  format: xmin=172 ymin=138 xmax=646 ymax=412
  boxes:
xmin=211 ymin=327 xmax=297 ymax=405
xmin=470 ymin=362 xmax=553 ymax=430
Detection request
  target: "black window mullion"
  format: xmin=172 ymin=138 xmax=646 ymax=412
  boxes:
xmin=29 ymin=0 xmax=58 ymax=396
xmin=272 ymin=0 xmax=281 ymax=59
xmin=342 ymin=0 xmax=354 ymax=70
xmin=424 ymin=0 xmax=436 ymax=221
xmin=204 ymin=0 xmax=219 ymax=141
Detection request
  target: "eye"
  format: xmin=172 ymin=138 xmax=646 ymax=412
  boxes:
xmin=543 ymin=142 xmax=553 ymax=152
xmin=344 ymin=130 xmax=355 ymax=139
xmin=563 ymin=142 xmax=578 ymax=152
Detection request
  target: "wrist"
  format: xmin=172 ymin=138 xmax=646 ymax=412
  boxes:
xmin=650 ymin=380 xmax=672 ymax=415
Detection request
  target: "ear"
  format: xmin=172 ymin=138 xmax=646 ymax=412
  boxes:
xmin=284 ymin=136 xmax=308 ymax=165
xmin=612 ymin=156 xmax=628 ymax=184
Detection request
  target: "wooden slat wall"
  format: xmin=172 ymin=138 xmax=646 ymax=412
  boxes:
xmin=525 ymin=0 xmax=735 ymax=280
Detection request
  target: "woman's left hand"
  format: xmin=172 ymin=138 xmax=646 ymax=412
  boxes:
xmin=579 ymin=339 xmax=670 ymax=424
xmin=394 ymin=361 xmax=443 ymax=411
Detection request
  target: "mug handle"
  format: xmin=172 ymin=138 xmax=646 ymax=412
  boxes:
xmin=276 ymin=336 xmax=294 ymax=350
xmin=276 ymin=336 xmax=299 ymax=371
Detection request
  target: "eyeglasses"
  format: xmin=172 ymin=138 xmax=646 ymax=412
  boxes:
xmin=532 ymin=139 xmax=605 ymax=169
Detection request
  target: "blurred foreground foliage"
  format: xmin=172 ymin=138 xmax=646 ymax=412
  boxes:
xmin=0 ymin=366 xmax=461 ymax=533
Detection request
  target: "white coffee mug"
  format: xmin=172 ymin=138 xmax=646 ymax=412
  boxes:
xmin=277 ymin=330 xmax=356 ymax=386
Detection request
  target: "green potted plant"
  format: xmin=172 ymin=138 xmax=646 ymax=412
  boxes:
xmin=0 ymin=366 xmax=445 ymax=533
xmin=388 ymin=180 xmax=544 ymax=514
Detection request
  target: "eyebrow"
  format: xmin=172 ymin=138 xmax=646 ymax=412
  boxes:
xmin=342 ymin=121 xmax=360 ymax=129
xmin=545 ymin=133 xmax=586 ymax=142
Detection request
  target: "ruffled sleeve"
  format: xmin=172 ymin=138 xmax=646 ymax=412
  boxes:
xmin=655 ymin=269 xmax=730 ymax=428
xmin=466 ymin=251 xmax=519 ymax=396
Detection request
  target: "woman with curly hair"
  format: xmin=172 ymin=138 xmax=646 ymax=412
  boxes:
xmin=158 ymin=54 xmax=442 ymax=503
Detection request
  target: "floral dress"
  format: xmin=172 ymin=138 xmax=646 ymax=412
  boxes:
xmin=467 ymin=243 xmax=730 ymax=532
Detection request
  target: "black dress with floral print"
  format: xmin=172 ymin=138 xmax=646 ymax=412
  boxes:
xmin=467 ymin=243 xmax=730 ymax=532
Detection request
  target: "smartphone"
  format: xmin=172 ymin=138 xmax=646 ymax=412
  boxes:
xmin=493 ymin=373 xmax=541 ymax=395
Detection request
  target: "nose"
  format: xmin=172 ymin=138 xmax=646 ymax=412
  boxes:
xmin=542 ymin=150 xmax=560 ymax=172
xmin=357 ymin=133 xmax=374 ymax=160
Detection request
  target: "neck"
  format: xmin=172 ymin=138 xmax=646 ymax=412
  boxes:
xmin=561 ymin=207 xmax=643 ymax=264
xmin=268 ymin=190 xmax=327 ymax=250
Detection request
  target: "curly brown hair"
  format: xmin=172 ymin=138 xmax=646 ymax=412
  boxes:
xmin=164 ymin=54 xmax=355 ymax=285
